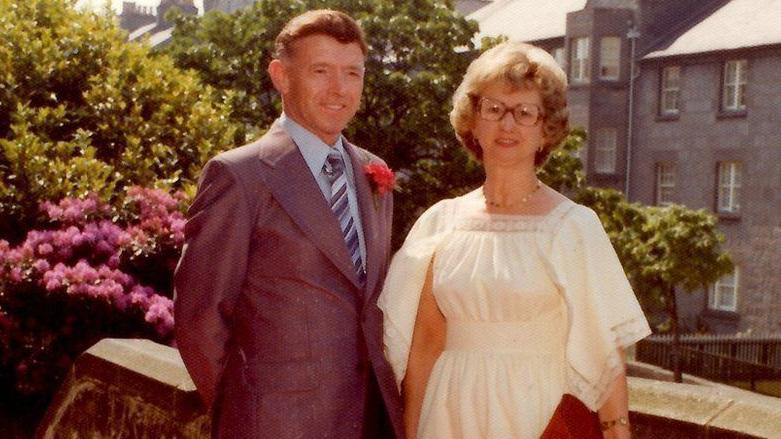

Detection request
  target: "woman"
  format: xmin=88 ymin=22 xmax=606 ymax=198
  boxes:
xmin=378 ymin=42 xmax=651 ymax=439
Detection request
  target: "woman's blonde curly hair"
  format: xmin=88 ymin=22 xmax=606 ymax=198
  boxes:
xmin=450 ymin=41 xmax=569 ymax=166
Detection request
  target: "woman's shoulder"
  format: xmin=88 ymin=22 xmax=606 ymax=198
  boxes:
xmin=420 ymin=188 xmax=481 ymax=216
xmin=545 ymin=194 xmax=604 ymax=236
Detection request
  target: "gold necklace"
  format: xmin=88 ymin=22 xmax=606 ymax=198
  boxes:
xmin=483 ymin=180 xmax=542 ymax=208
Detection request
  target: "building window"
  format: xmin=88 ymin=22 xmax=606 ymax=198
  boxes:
xmin=594 ymin=128 xmax=617 ymax=173
xmin=717 ymin=161 xmax=742 ymax=213
xmin=655 ymin=162 xmax=675 ymax=206
xmin=570 ymin=37 xmax=590 ymax=83
xmin=599 ymin=36 xmax=621 ymax=80
xmin=709 ymin=267 xmax=739 ymax=312
xmin=660 ymin=66 xmax=680 ymax=115
xmin=722 ymin=59 xmax=747 ymax=111
xmin=551 ymin=47 xmax=565 ymax=68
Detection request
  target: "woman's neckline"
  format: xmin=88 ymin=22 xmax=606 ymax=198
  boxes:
xmin=461 ymin=187 xmax=573 ymax=220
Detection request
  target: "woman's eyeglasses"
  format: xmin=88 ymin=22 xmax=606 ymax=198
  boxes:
xmin=477 ymin=97 xmax=543 ymax=127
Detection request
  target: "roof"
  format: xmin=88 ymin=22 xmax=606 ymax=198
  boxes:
xmin=127 ymin=22 xmax=158 ymax=41
xmin=644 ymin=0 xmax=781 ymax=59
xmin=149 ymin=27 xmax=174 ymax=47
xmin=467 ymin=0 xmax=587 ymax=45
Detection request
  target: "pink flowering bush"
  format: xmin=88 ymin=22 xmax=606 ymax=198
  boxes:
xmin=0 ymin=187 xmax=186 ymax=401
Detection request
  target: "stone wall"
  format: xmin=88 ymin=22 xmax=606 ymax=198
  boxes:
xmin=37 ymin=339 xmax=209 ymax=438
xmin=38 ymin=339 xmax=781 ymax=438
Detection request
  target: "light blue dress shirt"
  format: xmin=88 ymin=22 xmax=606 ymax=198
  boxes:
xmin=280 ymin=114 xmax=367 ymax=270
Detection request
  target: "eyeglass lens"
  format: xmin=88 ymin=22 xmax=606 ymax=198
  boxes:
xmin=479 ymin=97 xmax=541 ymax=126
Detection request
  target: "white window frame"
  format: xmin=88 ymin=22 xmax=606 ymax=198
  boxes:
xmin=660 ymin=66 xmax=680 ymax=115
xmin=717 ymin=161 xmax=742 ymax=213
xmin=722 ymin=59 xmax=747 ymax=111
xmin=570 ymin=37 xmax=590 ymax=83
xmin=655 ymin=162 xmax=675 ymax=206
xmin=599 ymin=36 xmax=621 ymax=80
xmin=594 ymin=128 xmax=617 ymax=174
xmin=709 ymin=267 xmax=739 ymax=312
xmin=551 ymin=47 xmax=566 ymax=69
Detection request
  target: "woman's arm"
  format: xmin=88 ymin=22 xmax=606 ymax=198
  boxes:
xmin=598 ymin=348 xmax=632 ymax=439
xmin=402 ymin=263 xmax=446 ymax=439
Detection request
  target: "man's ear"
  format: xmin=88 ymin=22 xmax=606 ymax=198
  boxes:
xmin=268 ymin=59 xmax=288 ymax=95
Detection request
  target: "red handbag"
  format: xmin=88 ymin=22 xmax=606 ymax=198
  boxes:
xmin=539 ymin=394 xmax=602 ymax=439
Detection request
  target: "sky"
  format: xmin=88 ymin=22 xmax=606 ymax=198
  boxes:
xmin=75 ymin=0 xmax=205 ymax=15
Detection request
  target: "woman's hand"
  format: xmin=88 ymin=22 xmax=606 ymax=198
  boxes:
xmin=598 ymin=348 xmax=632 ymax=439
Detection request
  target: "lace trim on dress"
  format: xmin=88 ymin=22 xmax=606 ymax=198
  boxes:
xmin=454 ymin=201 xmax=574 ymax=233
xmin=455 ymin=217 xmax=545 ymax=233
xmin=568 ymin=314 xmax=651 ymax=410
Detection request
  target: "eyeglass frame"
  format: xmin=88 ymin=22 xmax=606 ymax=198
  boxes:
xmin=471 ymin=95 xmax=545 ymax=127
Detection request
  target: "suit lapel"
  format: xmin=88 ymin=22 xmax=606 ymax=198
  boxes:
xmin=257 ymin=123 xmax=361 ymax=288
xmin=344 ymin=142 xmax=385 ymax=304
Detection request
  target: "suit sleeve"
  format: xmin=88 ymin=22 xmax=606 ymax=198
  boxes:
xmin=174 ymin=158 xmax=252 ymax=409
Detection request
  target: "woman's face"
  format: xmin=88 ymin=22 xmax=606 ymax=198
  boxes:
xmin=472 ymin=81 xmax=545 ymax=169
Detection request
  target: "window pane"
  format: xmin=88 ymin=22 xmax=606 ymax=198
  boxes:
xmin=718 ymin=286 xmax=735 ymax=309
xmin=551 ymin=47 xmax=565 ymax=68
xmin=660 ymin=66 xmax=680 ymax=114
xmin=570 ymin=37 xmax=590 ymax=82
xmin=710 ymin=267 xmax=738 ymax=312
xmin=723 ymin=59 xmax=747 ymax=111
xmin=655 ymin=162 xmax=675 ymax=206
xmin=724 ymin=85 xmax=736 ymax=109
xmin=594 ymin=128 xmax=617 ymax=173
xmin=717 ymin=161 xmax=742 ymax=213
xmin=599 ymin=36 xmax=620 ymax=79
xmin=736 ymin=60 xmax=747 ymax=83
xmin=663 ymin=66 xmax=680 ymax=86
xmin=725 ymin=61 xmax=737 ymax=83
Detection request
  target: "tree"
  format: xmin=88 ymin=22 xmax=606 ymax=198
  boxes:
xmin=577 ymin=187 xmax=733 ymax=381
xmin=633 ymin=205 xmax=732 ymax=381
xmin=0 ymin=0 xmax=240 ymax=243
xmin=163 ymin=0 xmax=480 ymax=247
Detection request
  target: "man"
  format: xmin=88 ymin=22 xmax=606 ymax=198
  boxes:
xmin=174 ymin=10 xmax=402 ymax=438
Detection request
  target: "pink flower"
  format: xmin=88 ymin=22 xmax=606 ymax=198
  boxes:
xmin=33 ymin=259 xmax=50 ymax=272
xmin=364 ymin=163 xmax=396 ymax=196
xmin=45 ymin=278 xmax=62 ymax=291
xmin=9 ymin=267 xmax=22 ymax=282
xmin=37 ymin=243 xmax=53 ymax=256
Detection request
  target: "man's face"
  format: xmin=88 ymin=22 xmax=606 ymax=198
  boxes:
xmin=270 ymin=34 xmax=365 ymax=145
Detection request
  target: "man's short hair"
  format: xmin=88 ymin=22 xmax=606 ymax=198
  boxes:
xmin=274 ymin=9 xmax=368 ymax=59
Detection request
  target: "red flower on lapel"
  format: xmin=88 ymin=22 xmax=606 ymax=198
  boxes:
xmin=364 ymin=163 xmax=396 ymax=196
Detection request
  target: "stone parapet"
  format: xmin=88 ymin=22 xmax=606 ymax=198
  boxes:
xmin=36 ymin=338 xmax=209 ymax=438
xmin=37 ymin=339 xmax=781 ymax=438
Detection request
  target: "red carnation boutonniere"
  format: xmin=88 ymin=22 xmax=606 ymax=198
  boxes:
xmin=363 ymin=163 xmax=396 ymax=205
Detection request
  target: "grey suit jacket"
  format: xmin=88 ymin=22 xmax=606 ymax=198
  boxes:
xmin=174 ymin=122 xmax=403 ymax=438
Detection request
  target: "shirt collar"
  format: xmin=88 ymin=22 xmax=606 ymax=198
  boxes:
xmin=280 ymin=113 xmax=346 ymax=177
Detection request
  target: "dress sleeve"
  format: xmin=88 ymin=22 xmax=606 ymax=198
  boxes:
xmin=545 ymin=205 xmax=651 ymax=411
xmin=377 ymin=199 xmax=452 ymax=390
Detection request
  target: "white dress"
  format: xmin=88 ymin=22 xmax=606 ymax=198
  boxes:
xmin=378 ymin=189 xmax=651 ymax=439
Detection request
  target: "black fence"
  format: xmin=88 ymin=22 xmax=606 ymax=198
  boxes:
xmin=636 ymin=335 xmax=781 ymax=397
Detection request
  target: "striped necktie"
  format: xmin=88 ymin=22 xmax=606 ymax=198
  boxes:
xmin=324 ymin=151 xmax=365 ymax=285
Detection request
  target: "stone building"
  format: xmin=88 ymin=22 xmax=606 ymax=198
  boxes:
xmin=119 ymin=0 xmax=198 ymax=45
xmin=470 ymin=0 xmax=781 ymax=334
xmin=120 ymin=0 xmax=484 ymax=44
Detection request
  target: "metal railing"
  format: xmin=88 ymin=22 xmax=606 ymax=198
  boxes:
xmin=636 ymin=336 xmax=781 ymax=397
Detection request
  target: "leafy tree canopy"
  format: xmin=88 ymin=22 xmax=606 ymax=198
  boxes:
xmin=0 ymin=0 xmax=240 ymax=242
xmin=164 ymin=0 xmax=480 ymax=246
